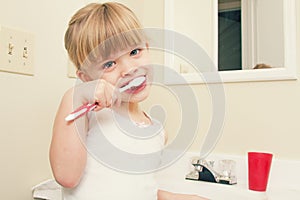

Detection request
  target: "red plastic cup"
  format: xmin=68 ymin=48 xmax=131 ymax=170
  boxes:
xmin=248 ymin=152 xmax=273 ymax=191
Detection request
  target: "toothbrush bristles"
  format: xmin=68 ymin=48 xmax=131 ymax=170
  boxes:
xmin=119 ymin=76 xmax=145 ymax=92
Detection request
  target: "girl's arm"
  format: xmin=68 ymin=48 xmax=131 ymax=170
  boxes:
xmin=49 ymin=79 xmax=115 ymax=188
xmin=49 ymin=87 xmax=88 ymax=188
xmin=158 ymin=190 xmax=209 ymax=200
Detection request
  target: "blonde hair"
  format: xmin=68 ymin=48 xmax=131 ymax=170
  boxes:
xmin=64 ymin=2 xmax=147 ymax=70
xmin=253 ymin=63 xmax=272 ymax=69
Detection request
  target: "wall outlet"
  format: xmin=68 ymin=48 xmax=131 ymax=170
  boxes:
xmin=0 ymin=26 xmax=35 ymax=75
xmin=180 ymin=63 xmax=189 ymax=74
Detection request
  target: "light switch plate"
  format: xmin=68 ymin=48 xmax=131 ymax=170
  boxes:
xmin=0 ymin=26 xmax=35 ymax=75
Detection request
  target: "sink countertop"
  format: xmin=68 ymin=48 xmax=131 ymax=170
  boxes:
xmin=155 ymin=152 xmax=300 ymax=200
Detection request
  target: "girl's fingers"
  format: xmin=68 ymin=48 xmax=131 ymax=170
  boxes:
xmin=104 ymin=82 xmax=115 ymax=107
xmin=93 ymin=79 xmax=120 ymax=110
xmin=93 ymin=99 xmax=104 ymax=111
xmin=111 ymin=86 xmax=122 ymax=107
xmin=114 ymin=93 xmax=122 ymax=107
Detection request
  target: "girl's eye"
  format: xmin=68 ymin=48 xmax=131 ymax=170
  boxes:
xmin=103 ymin=61 xmax=116 ymax=69
xmin=130 ymin=48 xmax=141 ymax=56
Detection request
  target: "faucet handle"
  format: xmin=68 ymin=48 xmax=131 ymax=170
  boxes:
xmin=190 ymin=157 xmax=200 ymax=165
xmin=218 ymin=159 xmax=236 ymax=178
xmin=191 ymin=157 xmax=212 ymax=166
xmin=190 ymin=157 xmax=204 ymax=172
xmin=208 ymin=160 xmax=215 ymax=168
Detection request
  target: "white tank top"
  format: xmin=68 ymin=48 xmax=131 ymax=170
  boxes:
xmin=63 ymin=108 xmax=165 ymax=200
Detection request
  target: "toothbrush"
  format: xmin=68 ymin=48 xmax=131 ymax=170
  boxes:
xmin=65 ymin=103 xmax=97 ymax=122
xmin=65 ymin=76 xmax=146 ymax=121
xmin=118 ymin=76 xmax=145 ymax=93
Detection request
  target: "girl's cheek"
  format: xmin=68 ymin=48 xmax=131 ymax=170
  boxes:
xmin=108 ymin=76 xmax=121 ymax=87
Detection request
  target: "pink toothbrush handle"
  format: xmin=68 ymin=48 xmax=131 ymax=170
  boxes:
xmin=65 ymin=103 xmax=97 ymax=122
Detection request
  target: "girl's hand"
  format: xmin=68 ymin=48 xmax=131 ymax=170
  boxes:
xmin=92 ymin=79 xmax=120 ymax=111
xmin=157 ymin=190 xmax=209 ymax=200
xmin=73 ymin=79 xmax=121 ymax=112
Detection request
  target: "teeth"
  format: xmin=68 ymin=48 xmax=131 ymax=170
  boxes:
xmin=130 ymin=86 xmax=139 ymax=90
xmin=128 ymin=83 xmax=141 ymax=90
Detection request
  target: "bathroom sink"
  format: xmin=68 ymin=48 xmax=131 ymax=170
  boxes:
xmin=156 ymin=172 xmax=300 ymax=200
xmin=155 ymin=152 xmax=300 ymax=200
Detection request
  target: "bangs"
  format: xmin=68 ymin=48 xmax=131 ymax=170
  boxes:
xmin=78 ymin=3 xmax=147 ymax=69
xmin=84 ymin=29 xmax=147 ymax=67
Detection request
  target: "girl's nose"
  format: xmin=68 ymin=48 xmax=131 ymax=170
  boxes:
xmin=120 ymin=62 xmax=138 ymax=77
xmin=121 ymin=68 xmax=138 ymax=77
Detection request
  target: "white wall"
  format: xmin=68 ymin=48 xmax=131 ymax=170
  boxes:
xmin=0 ymin=0 xmax=85 ymax=199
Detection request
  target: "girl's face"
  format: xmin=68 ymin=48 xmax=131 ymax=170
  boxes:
xmin=80 ymin=43 xmax=152 ymax=103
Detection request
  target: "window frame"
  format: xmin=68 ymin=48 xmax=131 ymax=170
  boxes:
xmin=164 ymin=0 xmax=297 ymax=84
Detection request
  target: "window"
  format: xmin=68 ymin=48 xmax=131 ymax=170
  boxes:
xmin=164 ymin=0 xmax=297 ymax=84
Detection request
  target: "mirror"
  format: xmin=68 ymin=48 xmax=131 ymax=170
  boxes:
xmin=164 ymin=0 xmax=297 ymax=84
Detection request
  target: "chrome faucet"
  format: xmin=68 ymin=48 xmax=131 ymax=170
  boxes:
xmin=185 ymin=157 xmax=237 ymax=185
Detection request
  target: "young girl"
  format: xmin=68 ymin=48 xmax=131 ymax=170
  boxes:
xmin=49 ymin=2 xmax=208 ymax=200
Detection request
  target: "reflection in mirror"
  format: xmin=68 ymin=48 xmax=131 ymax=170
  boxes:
xmin=241 ymin=0 xmax=285 ymax=71
xmin=218 ymin=0 xmax=285 ymax=71
xmin=164 ymin=0 xmax=297 ymax=84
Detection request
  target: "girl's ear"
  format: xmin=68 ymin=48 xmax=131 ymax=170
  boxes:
xmin=76 ymin=70 xmax=92 ymax=82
